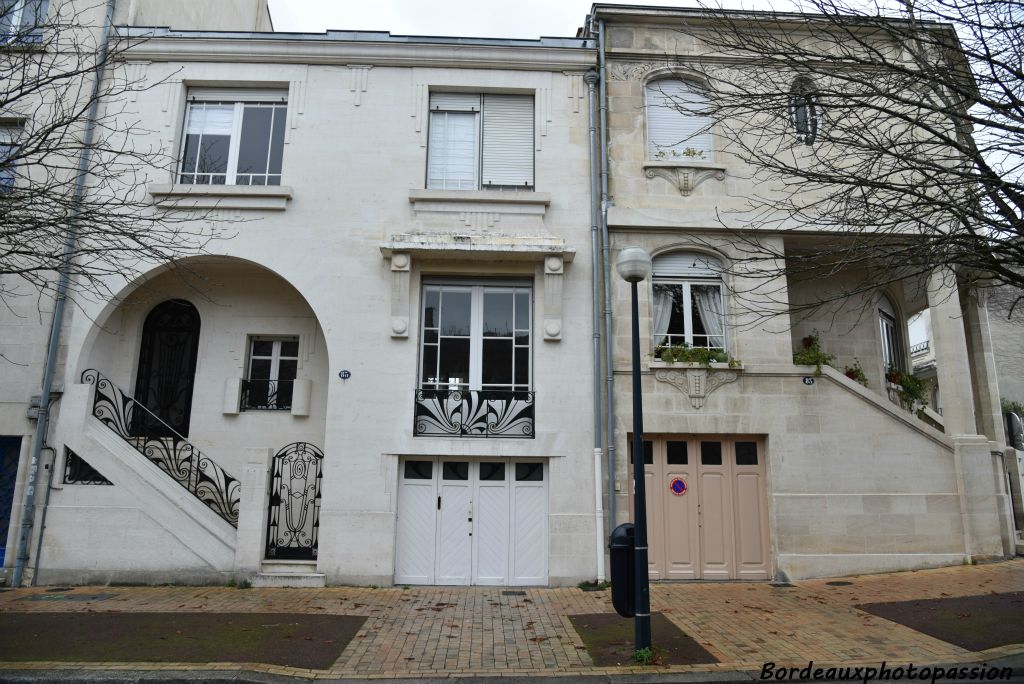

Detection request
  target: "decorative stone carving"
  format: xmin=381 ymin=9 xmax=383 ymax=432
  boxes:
xmin=389 ymin=251 xmax=411 ymax=339
xmin=654 ymin=366 xmax=739 ymax=409
xmin=543 ymin=255 xmax=564 ymax=341
xmin=644 ymin=165 xmax=726 ymax=197
xmin=608 ymin=62 xmax=660 ymax=81
xmin=348 ymin=65 xmax=373 ymax=106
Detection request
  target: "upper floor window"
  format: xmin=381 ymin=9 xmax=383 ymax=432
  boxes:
xmin=1 ymin=0 xmax=47 ymax=43
xmin=427 ymin=93 xmax=534 ymax=191
xmin=789 ymin=78 xmax=818 ymax=145
xmin=244 ymin=336 xmax=298 ymax=410
xmin=419 ymin=281 xmax=532 ymax=392
xmin=652 ymin=252 xmax=726 ymax=350
xmin=0 ymin=124 xmax=21 ymax=192
xmin=645 ymin=79 xmax=714 ymax=162
xmin=178 ymin=89 xmax=287 ymax=186
xmin=878 ymin=295 xmax=904 ymax=372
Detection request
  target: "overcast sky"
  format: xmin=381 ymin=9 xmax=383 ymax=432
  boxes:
xmin=265 ymin=0 xmax=786 ymax=38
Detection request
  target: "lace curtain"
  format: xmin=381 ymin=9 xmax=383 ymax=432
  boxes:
xmin=692 ymin=285 xmax=724 ymax=344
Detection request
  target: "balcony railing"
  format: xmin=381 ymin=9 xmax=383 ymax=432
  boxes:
xmin=241 ymin=378 xmax=293 ymax=411
xmin=413 ymin=389 xmax=535 ymax=438
xmin=909 ymin=341 xmax=930 ymax=356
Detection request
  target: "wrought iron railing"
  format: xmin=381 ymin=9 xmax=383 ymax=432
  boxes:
xmin=909 ymin=341 xmax=930 ymax=356
xmin=413 ymin=388 xmax=535 ymax=438
xmin=240 ymin=378 xmax=293 ymax=411
xmin=82 ymin=369 xmax=241 ymax=526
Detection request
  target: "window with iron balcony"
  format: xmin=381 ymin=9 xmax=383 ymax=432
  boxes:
xmin=413 ymin=281 xmax=535 ymax=438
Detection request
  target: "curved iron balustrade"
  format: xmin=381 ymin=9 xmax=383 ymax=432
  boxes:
xmin=265 ymin=442 xmax=323 ymax=559
xmin=413 ymin=389 xmax=535 ymax=438
xmin=82 ymin=369 xmax=241 ymax=526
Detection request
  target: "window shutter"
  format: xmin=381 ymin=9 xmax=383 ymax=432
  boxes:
xmin=187 ymin=88 xmax=288 ymax=103
xmin=653 ymin=252 xmax=723 ymax=278
xmin=429 ymin=93 xmax=481 ymax=112
xmin=481 ymin=95 xmax=534 ymax=188
xmin=646 ymin=80 xmax=714 ymax=161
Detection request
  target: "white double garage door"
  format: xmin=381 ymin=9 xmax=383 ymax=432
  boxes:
xmin=395 ymin=458 xmax=548 ymax=586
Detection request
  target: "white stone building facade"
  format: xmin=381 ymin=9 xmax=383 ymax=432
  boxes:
xmin=0 ymin=1 xmax=1017 ymax=588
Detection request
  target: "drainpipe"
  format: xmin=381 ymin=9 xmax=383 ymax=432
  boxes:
xmin=584 ymin=69 xmax=604 ymax=583
xmin=598 ymin=19 xmax=617 ymax=528
xmin=12 ymin=0 xmax=117 ymax=587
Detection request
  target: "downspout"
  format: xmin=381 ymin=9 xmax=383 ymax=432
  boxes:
xmin=584 ymin=68 xmax=604 ymax=582
xmin=12 ymin=0 xmax=117 ymax=587
xmin=598 ymin=19 xmax=617 ymax=528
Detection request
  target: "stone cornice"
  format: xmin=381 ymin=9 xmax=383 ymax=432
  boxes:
xmin=119 ymin=36 xmax=596 ymax=71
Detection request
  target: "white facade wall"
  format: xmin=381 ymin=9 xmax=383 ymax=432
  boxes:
xmin=19 ymin=31 xmax=600 ymax=586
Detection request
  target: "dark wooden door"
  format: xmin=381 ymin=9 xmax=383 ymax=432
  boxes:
xmin=132 ymin=300 xmax=201 ymax=437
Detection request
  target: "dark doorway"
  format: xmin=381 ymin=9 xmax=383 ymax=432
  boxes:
xmin=0 ymin=436 xmax=22 ymax=567
xmin=132 ymin=300 xmax=201 ymax=438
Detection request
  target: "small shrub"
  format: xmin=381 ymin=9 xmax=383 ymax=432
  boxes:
xmin=792 ymin=332 xmax=835 ymax=376
xmin=577 ymin=579 xmax=610 ymax=592
xmin=843 ymin=359 xmax=868 ymax=387
xmin=631 ymin=647 xmax=656 ymax=665
xmin=886 ymin=367 xmax=931 ymax=409
xmin=1002 ymin=398 xmax=1024 ymax=417
xmin=237 ymin=578 xmax=251 ymax=589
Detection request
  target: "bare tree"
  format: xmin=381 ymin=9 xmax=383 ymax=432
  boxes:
xmin=661 ymin=0 xmax=1022 ymax=318
xmin=0 ymin=0 xmax=223 ymax=310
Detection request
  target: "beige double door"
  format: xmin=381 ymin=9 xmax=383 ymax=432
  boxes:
xmin=630 ymin=436 xmax=770 ymax=580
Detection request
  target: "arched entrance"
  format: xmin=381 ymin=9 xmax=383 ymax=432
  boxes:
xmin=132 ymin=299 xmax=201 ymax=437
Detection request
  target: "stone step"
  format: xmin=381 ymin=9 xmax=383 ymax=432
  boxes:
xmin=260 ymin=559 xmax=318 ymax=574
xmin=251 ymin=572 xmax=326 ymax=589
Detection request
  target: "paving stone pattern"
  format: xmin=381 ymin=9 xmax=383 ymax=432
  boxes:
xmin=0 ymin=560 xmax=1021 ymax=678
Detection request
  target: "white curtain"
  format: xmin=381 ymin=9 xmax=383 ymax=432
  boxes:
xmin=693 ymin=285 xmax=724 ymax=345
xmin=652 ymin=285 xmax=674 ymax=347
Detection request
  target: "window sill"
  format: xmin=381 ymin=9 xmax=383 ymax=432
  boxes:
xmin=642 ymin=162 xmax=727 ymax=197
xmin=648 ymin=360 xmax=743 ymax=370
xmin=148 ymin=184 xmax=293 ymax=211
xmin=409 ymin=188 xmax=551 ymax=208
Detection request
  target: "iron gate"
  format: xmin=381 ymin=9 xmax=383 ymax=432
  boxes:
xmin=265 ymin=442 xmax=323 ymax=560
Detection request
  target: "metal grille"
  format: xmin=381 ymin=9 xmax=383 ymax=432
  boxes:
xmin=63 ymin=448 xmax=112 ymax=485
xmin=266 ymin=442 xmax=324 ymax=560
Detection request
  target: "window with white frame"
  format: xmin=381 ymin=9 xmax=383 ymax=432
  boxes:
xmin=178 ymin=89 xmax=287 ymax=186
xmin=244 ymin=337 xmax=298 ymax=410
xmin=878 ymin=295 xmax=904 ymax=373
xmin=419 ymin=282 xmax=531 ymax=392
xmin=1 ymin=0 xmax=47 ymax=43
xmin=651 ymin=252 xmax=726 ymax=350
xmin=646 ymin=79 xmax=714 ymax=162
xmin=0 ymin=124 xmax=21 ymax=192
xmin=427 ymin=93 xmax=534 ymax=191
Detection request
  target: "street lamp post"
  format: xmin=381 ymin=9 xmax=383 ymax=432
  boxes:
xmin=615 ymin=246 xmax=653 ymax=653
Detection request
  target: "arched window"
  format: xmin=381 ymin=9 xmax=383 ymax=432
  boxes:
xmin=645 ymin=79 xmax=714 ymax=161
xmin=789 ymin=78 xmax=818 ymax=145
xmin=878 ymin=294 xmax=905 ymax=372
xmin=652 ymin=252 xmax=726 ymax=349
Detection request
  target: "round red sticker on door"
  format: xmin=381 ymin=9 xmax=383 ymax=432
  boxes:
xmin=670 ymin=478 xmax=688 ymax=496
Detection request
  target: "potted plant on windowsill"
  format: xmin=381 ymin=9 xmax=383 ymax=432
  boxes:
xmin=652 ymin=344 xmax=742 ymax=369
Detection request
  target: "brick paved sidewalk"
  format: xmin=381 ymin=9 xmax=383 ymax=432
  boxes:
xmin=0 ymin=559 xmax=1021 ymax=679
